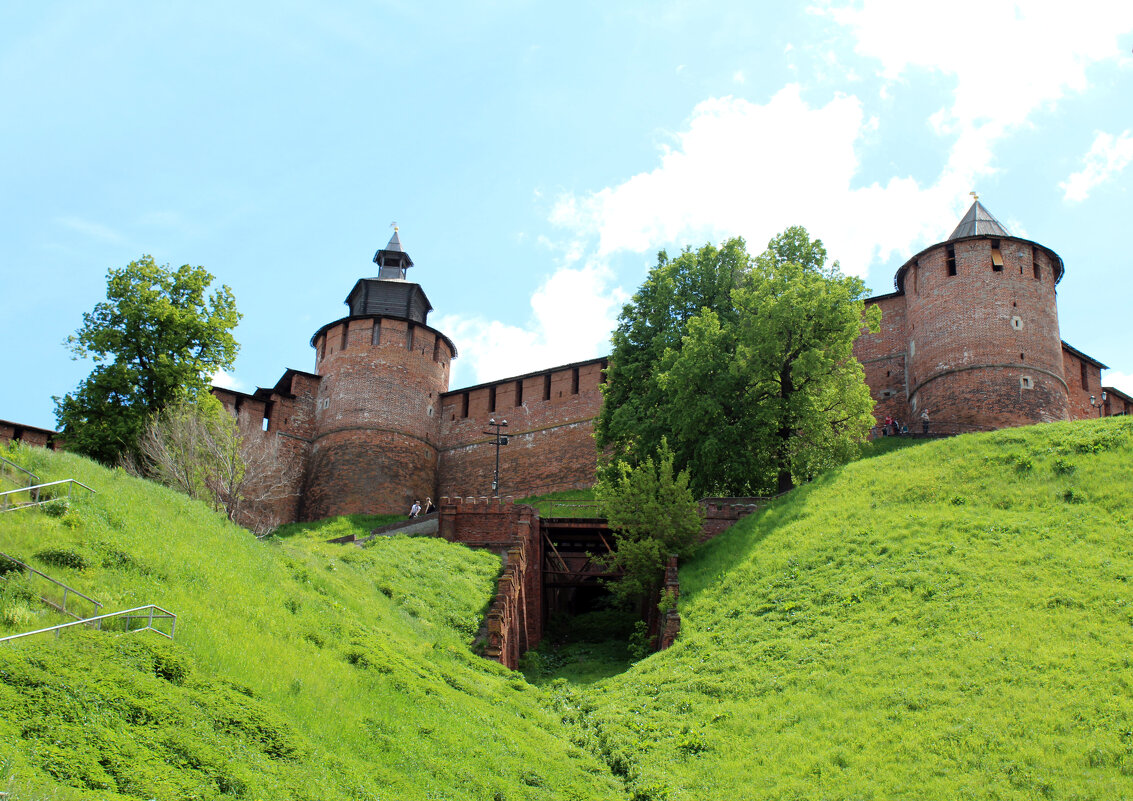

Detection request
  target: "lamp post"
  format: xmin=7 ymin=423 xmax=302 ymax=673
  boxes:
xmin=482 ymin=418 xmax=509 ymax=496
xmin=1090 ymin=392 xmax=1107 ymax=418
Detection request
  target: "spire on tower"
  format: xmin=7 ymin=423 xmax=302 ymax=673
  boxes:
xmin=948 ymin=199 xmax=1010 ymax=240
xmin=373 ymin=225 xmax=413 ymax=279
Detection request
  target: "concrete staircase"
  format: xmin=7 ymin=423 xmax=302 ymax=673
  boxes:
xmin=325 ymin=512 xmax=439 ymax=545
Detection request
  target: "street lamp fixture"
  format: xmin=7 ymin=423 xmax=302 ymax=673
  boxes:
xmin=1090 ymin=392 xmax=1107 ymax=418
xmin=483 ymin=418 xmax=509 ymax=496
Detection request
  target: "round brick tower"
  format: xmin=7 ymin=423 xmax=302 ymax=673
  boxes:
xmin=895 ymin=200 xmax=1069 ymax=432
xmin=302 ymin=231 xmax=457 ymax=519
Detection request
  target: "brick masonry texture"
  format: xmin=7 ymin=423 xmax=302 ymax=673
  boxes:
xmin=438 ymin=497 xmax=543 ymax=667
xmin=437 ymin=360 xmax=605 ymax=500
xmin=3 ymin=225 xmax=1101 ymax=525
xmin=0 ymin=421 xmax=56 ymax=449
xmin=207 ymin=226 xmax=1112 ymax=524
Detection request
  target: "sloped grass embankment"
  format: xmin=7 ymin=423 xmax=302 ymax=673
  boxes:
xmin=567 ymin=418 xmax=1133 ymax=799
xmin=2 ymin=418 xmax=1131 ymax=800
xmin=0 ymin=446 xmax=620 ymax=800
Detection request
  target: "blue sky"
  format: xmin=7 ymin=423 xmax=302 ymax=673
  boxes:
xmin=3 ymin=1 xmax=1132 ymax=430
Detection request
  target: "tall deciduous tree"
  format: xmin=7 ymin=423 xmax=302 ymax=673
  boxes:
xmin=54 ymin=256 xmax=240 ymax=463
xmin=661 ymin=228 xmax=880 ymax=493
xmin=599 ymin=228 xmax=879 ymax=496
xmin=595 ymin=238 xmax=750 ymax=468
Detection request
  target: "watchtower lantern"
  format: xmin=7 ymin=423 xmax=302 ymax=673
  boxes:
xmin=344 ymin=230 xmax=434 ymax=324
xmin=374 ymin=229 xmax=413 ymax=280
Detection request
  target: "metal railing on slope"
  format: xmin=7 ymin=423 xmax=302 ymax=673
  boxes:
xmin=0 ymin=552 xmax=103 ymax=621
xmin=0 ymin=605 xmax=177 ymax=644
xmin=0 ymin=479 xmax=96 ymax=513
xmin=0 ymin=455 xmax=38 ymax=490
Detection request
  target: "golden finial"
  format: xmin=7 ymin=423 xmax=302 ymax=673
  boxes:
xmin=390 ymin=221 xmax=398 ymax=232
xmin=969 ymin=191 xmax=979 ymax=202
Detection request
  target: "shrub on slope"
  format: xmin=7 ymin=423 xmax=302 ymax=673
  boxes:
xmin=0 ymin=446 xmax=622 ymax=800
xmin=572 ymin=418 xmax=1133 ymax=800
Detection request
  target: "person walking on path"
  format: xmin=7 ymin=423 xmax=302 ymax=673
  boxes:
xmin=423 ymin=497 xmax=436 ymax=515
xmin=409 ymin=500 xmax=421 ymax=518
xmin=920 ymin=408 xmax=931 ymax=434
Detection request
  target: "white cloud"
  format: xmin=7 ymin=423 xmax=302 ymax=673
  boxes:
xmin=210 ymin=368 xmax=247 ymax=392
xmin=1103 ymin=370 xmax=1133 ymax=398
xmin=816 ymin=0 xmax=1133 ymax=179
xmin=56 ymin=216 xmax=125 ymax=244
xmin=1060 ymin=130 xmax=1133 ymax=202
xmin=547 ymin=2 xmax=1133 ymax=282
xmin=550 ymin=86 xmax=963 ymax=277
xmin=436 ymin=261 xmax=627 ymax=387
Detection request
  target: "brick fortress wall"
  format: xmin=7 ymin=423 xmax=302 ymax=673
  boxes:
xmin=437 ymin=497 xmax=543 ymax=668
xmin=0 ymin=421 xmax=57 ymax=450
xmin=1063 ymin=348 xmax=1106 ymax=420
xmin=437 ymin=358 xmax=606 ymax=501
xmin=854 ymin=294 xmax=910 ymax=430
xmin=214 ymin=369 xmax=320 ymax=529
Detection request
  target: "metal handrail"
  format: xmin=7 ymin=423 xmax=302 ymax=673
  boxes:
xmin=0 ymin=479 xmax=96 ymax=512
xmin=0 ymin=454 xmax=38 ymax=487
xmin=0 ymin=605 xmax=177 ymax=643
xmin=0 ymin=552 xmax=102 ymax=621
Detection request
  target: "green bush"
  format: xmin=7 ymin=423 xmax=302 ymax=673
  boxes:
xmin=33 ymin=548 xmax=88 ymax=570
xmin=40 ymin=498 xmax=70 ymax=517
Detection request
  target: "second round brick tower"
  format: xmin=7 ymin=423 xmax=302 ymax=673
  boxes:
xmin=894 ymin=200 xmax=1070 ymax=431
xmin=302 ymin=231 xmax=457 ymax=519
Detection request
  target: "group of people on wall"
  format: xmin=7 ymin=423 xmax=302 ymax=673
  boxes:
xmin=877 ymin=409 xmax=931 ymax=438
xmin=409 ymin=497 xmax=436 ymax=518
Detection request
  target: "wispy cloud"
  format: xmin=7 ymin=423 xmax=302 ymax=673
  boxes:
xmin=1103 ymin=370 xmax=1133 ymax=397
xmin=435 ymin=261 xmax=626 ymax=387
xmin=549 ymin=86 xmax=960 ymax=278
xmin=210 ymin=368 xmax=247 ymax=392
xmin=56 ymin=216 xmax=125 ymax=244
xmin=547 ymin=2 xmax=1133 ymax=282
xmin=815 ymin=0 xmax=1133 ymax=180
xmin=1060 ymin=130 xmax=1133 ymax=202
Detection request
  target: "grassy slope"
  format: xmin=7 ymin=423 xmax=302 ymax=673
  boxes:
xmin=3 ymin=419 xmax=1131 ymax=800
xmin=0 ymin=447 xmax=621 ymax=801
xmin=572 ymin=418 xmax=1133 ymax=800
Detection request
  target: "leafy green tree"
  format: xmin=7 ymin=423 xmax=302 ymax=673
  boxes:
xmin=599 ymin=228 xmax=879 ymax=496
xmin=595 ymin=441 xmax=703 ymax=603
xmin=660 ymin=227 xmax=880 ymax=493
xmin=595 ymin=238 xmax=750 ymax=469
xmin=55 ymin=255 xmax=240 ymax=463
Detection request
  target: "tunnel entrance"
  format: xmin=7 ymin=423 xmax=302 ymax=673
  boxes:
xmin=539 ymin=517 xmax=619 ymax=621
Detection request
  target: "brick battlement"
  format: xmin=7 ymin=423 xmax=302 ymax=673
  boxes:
xmin=482 ymin=543 xmax=529 ymax=668
xmin=437 ymin=495 xmax=543 ymax=666
xmin=699 ymin=496 xmax=773 ymax=539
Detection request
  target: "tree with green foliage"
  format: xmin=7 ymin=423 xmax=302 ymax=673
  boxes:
xmin=54 ymin=255 xmax=241 ymax=464
xmin=595 ymin=440 xmax=703 ymax=603
xmin=596 ymin=238 xmax=750 ymax=472
xmin=599 ymin=228 xmax=879 ymax=496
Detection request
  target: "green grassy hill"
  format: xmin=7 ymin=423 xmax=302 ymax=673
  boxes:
xmin=0 ymin=447 xmax=620 ymax=800
xmin=1 ymin=418 xmax=1131 ymax=800
xmin=572 ymin=418 xmax=1133 ymax=799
